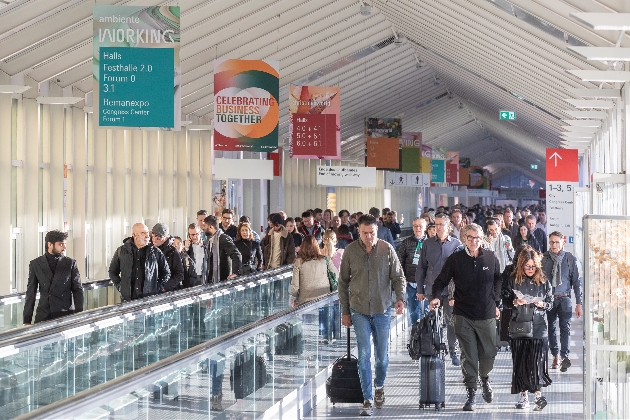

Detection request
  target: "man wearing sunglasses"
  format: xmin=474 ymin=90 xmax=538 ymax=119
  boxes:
xmin=541 ymin=231 xmax=582 ymax=372
xmin=430 ymin=223 xmax=502 ymax=412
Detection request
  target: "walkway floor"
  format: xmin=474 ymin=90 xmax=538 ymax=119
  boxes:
xmin=306 ymin=316 xmax=584 ymax=419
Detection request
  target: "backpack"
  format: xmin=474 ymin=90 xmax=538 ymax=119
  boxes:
xmin=407 ymin=309 xmax=446 ymax=360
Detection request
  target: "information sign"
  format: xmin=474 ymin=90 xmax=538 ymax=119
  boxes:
xmin=546 ymin=182 xmax=577 ymax=254
xmin=316 ymin=166 xmax=376 ymax=187
xmin=99 ymin=47 xmax=174 ymax=128
xmin=291 ymin=114 xmax=337 ymax=157
xmin=93 ymin=5 xmax=180 ymax=130
xmin=387 ymin=172 xmax=430 ymax=187
xmin=500 ymin=111 xmax=516 ymax=120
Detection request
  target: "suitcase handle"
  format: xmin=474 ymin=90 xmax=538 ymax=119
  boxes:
xmin=346 ymin=326 xmax=352 ymax=361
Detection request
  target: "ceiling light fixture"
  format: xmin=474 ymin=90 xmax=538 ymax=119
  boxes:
xmin=414 ymin=53 xmax=426 ymax=68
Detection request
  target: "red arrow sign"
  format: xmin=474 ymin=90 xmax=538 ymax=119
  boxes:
xmin=546 ymin=148 xmax=578 ymax=182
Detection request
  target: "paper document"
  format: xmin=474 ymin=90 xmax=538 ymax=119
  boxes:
xmin=514 ymin=290 xmax=543 ymax=304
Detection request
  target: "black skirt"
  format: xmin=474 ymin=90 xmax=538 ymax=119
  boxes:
xmin=510 ymin=337 xmax=552 ymax=394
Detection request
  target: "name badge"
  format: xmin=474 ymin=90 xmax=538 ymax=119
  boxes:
xmin=412 ymin=253 xmax=420 ymax=265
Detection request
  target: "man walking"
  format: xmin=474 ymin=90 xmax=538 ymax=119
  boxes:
xmin=526 ymin=215 xmax=547 ymax=253
xmin=109 ymin=223 xmax=171 ymax=301
xmin=220 ymin=208 xmax=238 ymax=240
xmin=24 ymin=230 xmax=84 ymax=325
xmin=542 ymin=231 xmax=582 ymax=372
xmin=502 ymin=208 xmax=519 ymax=239
xmin=200 ymin=215 xmax=242 ymax=283
xmin=415 ymin=212 xmax=463 ymax=366
xmin=261 ymin=213 xmax=295 ymax=270
xmin=299 ymin=210 xmax=325 ymax=245
xmin=397 ymin=217 xmax=427 ymax=326
xmin=368 ymin=207 xmax=395 ymax=247
xmin=339 ymin=214 xmax=405 ymax=416
xmin=430 ymin=223 xmax=502 ymax=411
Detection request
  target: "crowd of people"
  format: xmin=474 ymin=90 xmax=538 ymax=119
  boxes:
xmin=21 ymin=201 xmax=581 ymax=416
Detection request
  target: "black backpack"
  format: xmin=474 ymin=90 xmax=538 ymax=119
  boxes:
xmin=408 ymin=309 xmax=446 ymax=360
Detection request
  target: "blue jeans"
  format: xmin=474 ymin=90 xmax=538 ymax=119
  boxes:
xmin=319 ymin=303 xmax=340 ymax=340
xmin=407 ymin=283 xmax=428 ymax=326
xmin=351 ymin=308 xmax=391 ymax=401
xmin=547 ymin=296 xmax=573 ymax=358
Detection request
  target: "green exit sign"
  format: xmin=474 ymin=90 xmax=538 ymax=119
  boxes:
xmin=531 ymin=164 xmax=538 ymax=169
xmin=500 ymin=111 xmax=516 ymax=120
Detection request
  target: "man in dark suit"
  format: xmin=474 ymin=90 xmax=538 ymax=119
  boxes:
xmin=24 ymin=230 xmax=84 ymax=325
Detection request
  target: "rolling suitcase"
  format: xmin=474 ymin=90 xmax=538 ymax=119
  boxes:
xmin=419 ymin=354 xmax=446 ymax=410
xmin=326 ymin=327 xmax=364 ymax=405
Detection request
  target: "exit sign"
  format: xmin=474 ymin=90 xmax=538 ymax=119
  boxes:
xmin=500 ymin=111 xmax=516 ymax=120
xmin=531 ymin=164 xmax=538 ymax=169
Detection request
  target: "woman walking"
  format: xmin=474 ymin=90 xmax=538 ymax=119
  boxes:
xmin=502 ymin=245 xmax=553 ymax=411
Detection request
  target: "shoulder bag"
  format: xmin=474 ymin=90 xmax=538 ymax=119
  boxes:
xmin=509 ymin=304 xmax=534 ymax=339
xmin=324 ymin=257 xmax=338 ymax=292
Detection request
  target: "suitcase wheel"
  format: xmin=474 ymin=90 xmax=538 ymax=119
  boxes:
xmin=435 ymin=403 xmax=442 ymax=411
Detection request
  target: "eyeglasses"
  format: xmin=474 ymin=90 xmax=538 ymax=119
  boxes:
xmin=524 ymin=265 xmax=536 ymax=270
xmin=412 ymin=224 xmax=424 ymax=228
xmin=466 ymin=236 xmax=481 ymax=241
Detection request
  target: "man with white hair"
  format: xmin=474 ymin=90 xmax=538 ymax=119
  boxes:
xmin=431 ymin=223 xmax=502 ymax=412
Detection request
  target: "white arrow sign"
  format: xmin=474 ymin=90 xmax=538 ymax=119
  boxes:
xmin=549 ymin=151 xmax=562 ymax=167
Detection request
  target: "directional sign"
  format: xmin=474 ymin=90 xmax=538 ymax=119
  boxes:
xmin=500 ymin=110 xmax=516 ymax=120
xmin=546 ymin=148 xmax=578 ymax=182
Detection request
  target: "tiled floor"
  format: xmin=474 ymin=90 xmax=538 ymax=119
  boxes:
xmin=306 ymin=316 xmax=584 ymax=419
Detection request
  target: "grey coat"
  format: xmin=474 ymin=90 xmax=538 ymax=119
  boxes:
xmin=414 ymin=235 xmax=463 ymax=297
xmin=24 ymin=255 xmax=84 ymax=324
xmin=502 ymin=274 xmax=553 ymax=339
xmin=338 ymin=239 xmax=405 ymax=316
xmin=109 ymin=238 xmax=171 ymax=301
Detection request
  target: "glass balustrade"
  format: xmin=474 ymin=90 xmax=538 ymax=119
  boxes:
xmin=0 ymin=270 xmax=293 ymax=419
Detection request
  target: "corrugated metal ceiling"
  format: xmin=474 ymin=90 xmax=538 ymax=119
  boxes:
xmin=0 ymin=0 xmax=626 ymax=180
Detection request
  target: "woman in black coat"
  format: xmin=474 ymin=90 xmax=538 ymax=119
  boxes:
xmin=502 ymin=245 xmax=553 ymax=411
xmin=234 ymin=222 xmax=263 ymax=275
xmin=513 ymin=225 xmax=542 ymax=253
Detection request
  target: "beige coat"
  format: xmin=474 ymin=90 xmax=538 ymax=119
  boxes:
xmin=291 ymin=257 xmax=338 ymax=305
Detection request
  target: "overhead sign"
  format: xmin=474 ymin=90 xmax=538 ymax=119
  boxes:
xmin=366 ymin=138 xmax=400 ymax=169
xmin=214 ymin=158 xmax=274 ymax=180
xmin=387 ymin=172 xmax=430 ymax=187
xmin=546 ymin=182 xmax=577 ymax=254
xmin=317 ymin=166 xmax=376 ymax=187
xmin=546 ymin=148 xmax=578 ymax=182
xmin=214 ymin=59 xmax=279 ymax=152
xmin=289 ymin=85 xmax=340 ymax=159
xmin=445 ymin=151 xmax=459 ymax=184
xmin=431 ymin=160 xmax=445 ymax=183
xmin=93 ymin=5 xmax=181 ymax=130
xmin=500 ymin=110 xmax=516 ymax=120
xmin=531 ymin=164 xmax=538 ymax=169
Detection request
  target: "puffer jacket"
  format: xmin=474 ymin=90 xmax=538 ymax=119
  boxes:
xmin=159 ymin=237 xmax=185 ymax=291
xmin=109 ymin=237 xmax=171 ymax=301
xmin=502 ymin=273 xmax=553 ymax=339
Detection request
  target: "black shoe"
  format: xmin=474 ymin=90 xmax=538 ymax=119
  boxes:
xmin=481 ymin=377 xmax=493 ymax=403
xmin=560 ymin=357 xmax=571 ymax=372
xmin=463 ymin=388 xmax=476 ymax=411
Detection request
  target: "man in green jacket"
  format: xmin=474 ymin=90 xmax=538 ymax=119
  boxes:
xmin=339 ymin=214 xmax=405 ymax=416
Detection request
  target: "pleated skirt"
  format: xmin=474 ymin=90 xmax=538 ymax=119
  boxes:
xmin=510 ymin=337 xmax=552 ymax=394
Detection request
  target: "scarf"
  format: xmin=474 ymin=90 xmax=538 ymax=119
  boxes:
xmin=548 ymin=250 xmax=565 ymax=287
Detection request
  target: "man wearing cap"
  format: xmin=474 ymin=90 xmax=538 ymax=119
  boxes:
xmin=109 ymin=223 xmax=171 ymax=301
xmin=261 ymin=213 xmax=295 ymax=270
xmin=150 ymin=223 xmax=185 ymax=291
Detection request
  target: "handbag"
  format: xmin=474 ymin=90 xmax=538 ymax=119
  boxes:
xmin=509 ymin=304 xmax=534 ymax=339
xmin=325 ymin=257 xmax=338 ymax=292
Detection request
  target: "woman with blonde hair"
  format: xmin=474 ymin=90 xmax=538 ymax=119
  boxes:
xmin=322 ymin=230 xmax=344 ymax=270
xmin=502 ymin=245 xmax=553 ymax=411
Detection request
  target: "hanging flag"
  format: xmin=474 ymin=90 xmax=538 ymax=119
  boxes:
xmin=445 ymin=151 xmax=460 ymax=184
xmin=214 ymin=59 xmax=279 ymax=152
xmin=289 ymin=86 xmax=340 ymax=159
xmin=365 ymin=118 xmax=402 ymax=169
xmin=421 ymin=144 xmax=432 ymax=173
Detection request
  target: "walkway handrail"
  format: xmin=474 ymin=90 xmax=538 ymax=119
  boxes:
xmin=17 ymin=292 xmax=339 ymax=420
xmin=0 ymin=266 xmax=292 ymax=353
xmin=0 ymin=278 xmax=113 ymax=306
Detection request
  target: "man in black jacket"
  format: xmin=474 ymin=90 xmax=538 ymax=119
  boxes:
xmin=150 ymin=223 xmax=184 ymax=291
xmin=109 ymin=223 xmax=171 ymax=301
xmin=431 ymin=223 xmax=502 ymax=412
xmin=24 ymin=230 xmax=84 ymax=325
xmin=200 ymin=215 xmax=242 ymax=284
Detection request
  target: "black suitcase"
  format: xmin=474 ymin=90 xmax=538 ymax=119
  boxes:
xmin=497 ymin=308 xmax=511 ymax=351
xmin=326 ymin=327 xmax=364 ymax=405
xmin=419 ymin=354 xmax=446 ymax=411
xmin=230 ymin=344 xmax=268 ymax=399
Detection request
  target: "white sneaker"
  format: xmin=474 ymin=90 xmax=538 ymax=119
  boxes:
xmin=359 ymin=400 xmax=374 ymax=416
xmin=533 ymin=394 xmax=547 ymax=411
xmin=516 ymin=393 xmax=529 ymax=409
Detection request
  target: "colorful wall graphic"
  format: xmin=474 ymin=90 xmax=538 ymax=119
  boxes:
xmin=289 ymin=86 xmax=340 ymax=159
xmin=214 ymin=59 xmax=279 ymax=152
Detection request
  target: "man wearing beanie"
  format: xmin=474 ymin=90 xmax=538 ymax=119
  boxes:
xmin=151 ymin=223 xmax=185 ymax=291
